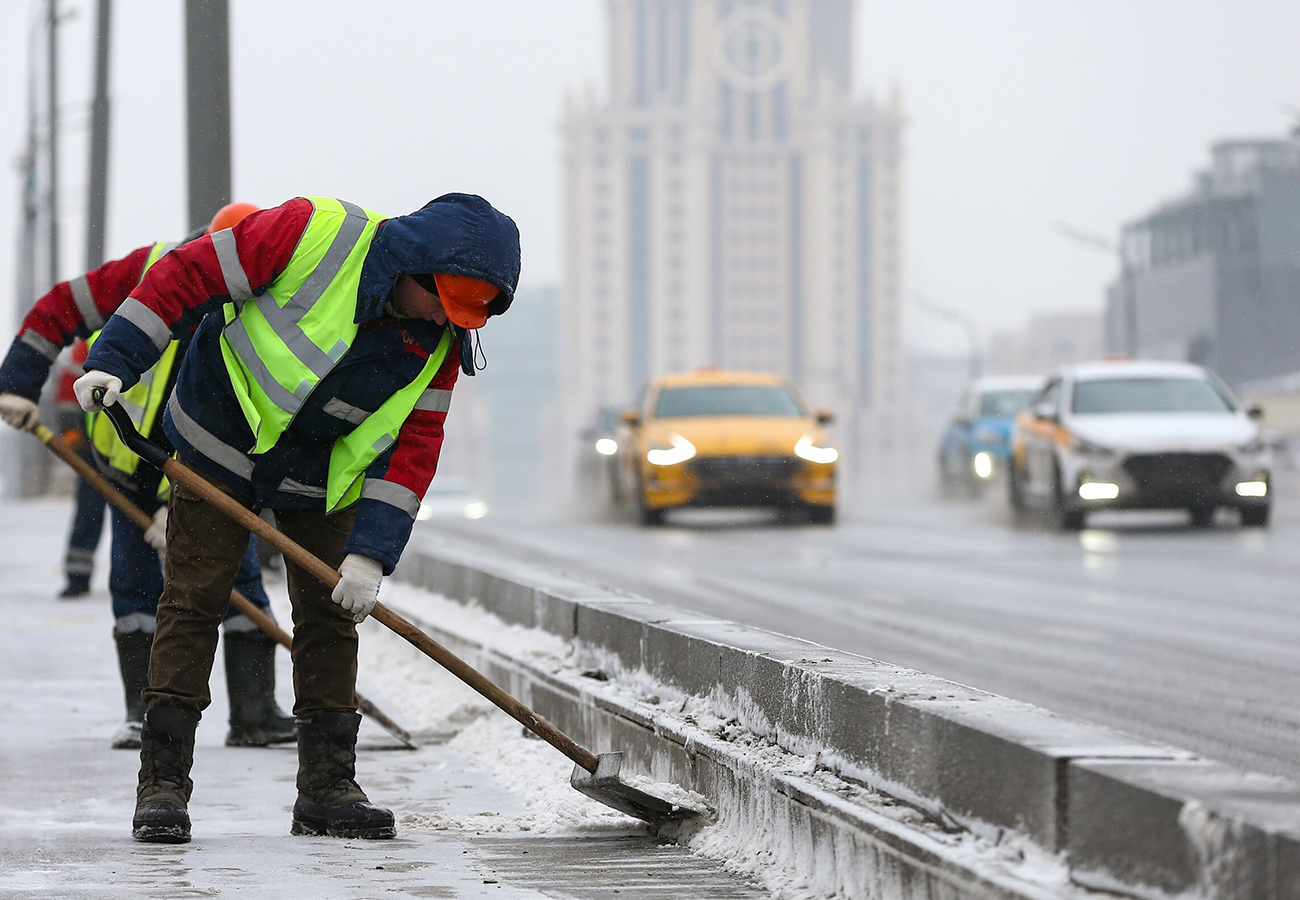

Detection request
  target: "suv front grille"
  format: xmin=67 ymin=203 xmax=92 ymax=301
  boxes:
xmin=1122 ymin=453 xmax=1232 ymax=492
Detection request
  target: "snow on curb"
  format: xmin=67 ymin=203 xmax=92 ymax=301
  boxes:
xmin=362 ymin=580 xmax=1086 ymax=900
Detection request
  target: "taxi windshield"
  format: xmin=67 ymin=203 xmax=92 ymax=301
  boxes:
xmin=654 ymin=385 xmax=804 ymax=418
xmin=979 ymin=389 xmax=1036 ymax=418
xmin=1071 ymin=377 xmax=1233 ymax=414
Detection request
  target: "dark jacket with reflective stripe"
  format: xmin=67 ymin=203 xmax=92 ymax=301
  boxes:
xmin=84 ymin=195 xmax=521 ymax=573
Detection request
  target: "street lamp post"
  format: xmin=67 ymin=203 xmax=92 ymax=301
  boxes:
xmin=910 ymin=294 xmax=982 ymax=383
xmin=45 ymin=0 xmax=60 ymax=287
xmin=1051 ymin=221 xmax=1135 ymax=356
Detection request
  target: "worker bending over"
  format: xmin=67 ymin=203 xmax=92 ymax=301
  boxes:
xmin=0 ymin=203 xmax=292 ymax=750
xmin=76 ymin=194 xmax=521 ymax=843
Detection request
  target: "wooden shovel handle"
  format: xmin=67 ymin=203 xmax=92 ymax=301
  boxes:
xmin=153 ymin=443 xmax=599 ymax=772
xmin=31 ymin=421 xmax=418 ymax=748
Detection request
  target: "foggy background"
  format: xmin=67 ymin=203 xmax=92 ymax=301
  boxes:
xmin=3 ymin=0 xmax=1298 ymax=513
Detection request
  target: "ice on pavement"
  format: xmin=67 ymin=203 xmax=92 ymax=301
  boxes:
xmin=0 ymin=496 xmax=1077 ymax=899
xmin=358 ymin=585 xmax=712 ymax=832
xmin=0 ymin=497 xmax=771 ymax=900
xmin=363 ymin=580 xmax=1077 ymax=899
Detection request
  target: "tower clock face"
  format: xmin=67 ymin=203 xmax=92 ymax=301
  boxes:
xmin=715 ymin=8 xmax=792 ymax=91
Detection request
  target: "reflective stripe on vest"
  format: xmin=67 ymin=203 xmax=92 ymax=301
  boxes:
xmin=324 ymin=325 xmax=453 ymax=513
xmin=219 ymin=197 xmax=384 ymax=454
xmin=217 ymin=196 xmax=455 ymax=512
xmin=88 ymin=241 xmax=179 ymax=477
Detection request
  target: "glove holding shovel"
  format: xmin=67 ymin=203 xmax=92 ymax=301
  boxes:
xmin=88 ymin=385 xmax=702 ymax=832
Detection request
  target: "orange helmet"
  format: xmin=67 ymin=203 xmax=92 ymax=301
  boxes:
xmin=417 ymin=273 xmax=501 ymax=330
xmin=206 ymin=201 xmax=260 ymax=234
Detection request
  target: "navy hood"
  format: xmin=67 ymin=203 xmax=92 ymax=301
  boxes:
xmin=356 ymin=193 xmax=521 ymax=322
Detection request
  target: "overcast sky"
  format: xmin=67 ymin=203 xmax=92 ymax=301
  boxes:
xmin=1 ymin=1 xmax=1297 ymax=357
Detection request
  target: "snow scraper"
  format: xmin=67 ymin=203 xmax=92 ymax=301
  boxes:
xmin=25 ymin=416 xmax=417 ymax=750
xmin=97 ymin=395 xmax=703 ymax=830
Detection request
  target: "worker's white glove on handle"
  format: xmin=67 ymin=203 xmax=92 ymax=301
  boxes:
xmin=0 ymin=393 xmax=38 ymax=431
xmin=73 ymin=370 xmax=123 ymax=412
xmin=144 ymin=506 xmax=168 ymax=552
xmin=332 ymin=554 xmax=384 ymax=624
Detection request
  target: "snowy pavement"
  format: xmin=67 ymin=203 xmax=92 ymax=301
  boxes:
xmin=0 ymin=498 xmax=770 ymax=899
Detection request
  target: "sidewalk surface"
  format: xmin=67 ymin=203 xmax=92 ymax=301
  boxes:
xmin=0 ymin=497 xmax=769 ymax=899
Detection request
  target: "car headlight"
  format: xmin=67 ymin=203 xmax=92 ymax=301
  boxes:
xmin=1237 ymin=438 xmax=1267 ymax=454
xmin=595 ymin=438 xmax=619 ymax=456
xmin=1071 ymin=435 xmax=1113 ymax=456
xmin=646 ymin=434 xmax=696 ymax=466
xmin=795 ymin=435 xmax=839 ymax=465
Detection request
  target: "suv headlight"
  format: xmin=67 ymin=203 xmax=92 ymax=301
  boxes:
xmin=795 ymin=435 xmax=839 ymax=464
xmin=646 ymin=434 xmax=696 ymax=466
xmin=1071 ymin=435 xmax=1113 ymax=457
xmin=1237 ymin=437 xmax=1267 ymax=454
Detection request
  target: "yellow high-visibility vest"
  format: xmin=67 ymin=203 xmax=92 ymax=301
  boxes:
xmin=88 ymin=240 xmax=178 ymax=479
xmin=216 ymin=196 xmax=452 ymax=511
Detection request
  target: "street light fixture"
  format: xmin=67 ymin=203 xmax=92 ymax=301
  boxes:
xmin=1050 ymin=220 xmax=1135 ymax=357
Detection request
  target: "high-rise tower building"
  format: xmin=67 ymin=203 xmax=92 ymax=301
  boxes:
xmin=561 ymin=0 xmax=904 ymax=482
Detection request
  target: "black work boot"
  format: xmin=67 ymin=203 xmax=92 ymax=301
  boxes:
xmin=223 ymin=630 xmax=296 ymax=747
xmin=133 ymin=707 xmax=199 ymax=844
xmin=291 ymin=713 xmax=395 ymax=839
xmin=58 ymin=575 xmax=91 ymax=599
xmin=111 ymin=630 xmax=152 ymax=750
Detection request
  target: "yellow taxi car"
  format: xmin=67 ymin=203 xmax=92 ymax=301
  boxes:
xmin=617 ymin=369 xmax=838 ymax=525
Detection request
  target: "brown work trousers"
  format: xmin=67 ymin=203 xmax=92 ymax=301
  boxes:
xmin=143 ymin=462 xmax=359 ymax=720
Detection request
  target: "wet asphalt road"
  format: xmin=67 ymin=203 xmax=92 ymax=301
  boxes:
xmin=416 ymin=480 xmax=1300 ymax=783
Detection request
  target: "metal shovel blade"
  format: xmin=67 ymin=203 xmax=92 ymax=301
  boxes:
xmin=570 ymin=752 xmax=701 ymax=829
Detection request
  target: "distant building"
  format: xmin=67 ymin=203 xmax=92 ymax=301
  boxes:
xmin=1106 ymin=133 xmax=1300 ymax=387
xmin=986 ymin=311 xmax=1103 ymax=377
xmin=560 ymin=0 xmax=905 ymax=488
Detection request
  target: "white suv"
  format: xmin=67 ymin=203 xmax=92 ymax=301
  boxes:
xmin=1008 ymin=360 xmax=1271 ymax=529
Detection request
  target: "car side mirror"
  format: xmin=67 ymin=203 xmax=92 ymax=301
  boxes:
xmin=952 ymin=413 xmax=972 ymax=427
xmin=1247 ymin=404 xmax=1264 ymax=422
xmin=620 ymin=408 xmax=642 ymax=428
xmin=815 ymin=408 xmax=835 ymax=425
xmin=1031 ymin=402 xmax=1058 ymax=423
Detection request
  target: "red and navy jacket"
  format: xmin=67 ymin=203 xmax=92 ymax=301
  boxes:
xmin=0 ymin=245 xmax=161 ymax=403
xmin=83 ymin=194 xmax=521 ymax=573
xmin=54 ymin=340 xmax=89 ymax=412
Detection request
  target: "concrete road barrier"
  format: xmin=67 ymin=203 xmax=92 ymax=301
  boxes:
xmin=395 ymin=536 xmax=1300 ymax=899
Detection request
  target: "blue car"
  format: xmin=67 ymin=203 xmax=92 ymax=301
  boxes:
xmin=938 ymin=375 xmax=1043 ymax=496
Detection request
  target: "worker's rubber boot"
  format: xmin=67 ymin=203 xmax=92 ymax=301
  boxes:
xmin=291 ymin=712 xmax=395 ymax=839
xmin=223 ymin=630 xmax=296 ymax=747
xmin=132 ymin=707 xmax=199 ymax=844
xmin=58 ymin=575 xmax=91 ymax=599
xmin=111 ymin=630 xmax=152 ymax=750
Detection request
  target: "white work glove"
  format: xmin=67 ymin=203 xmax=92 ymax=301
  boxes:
xmin=144 ymin=506 xmax=168 ymax=551
xmin=73 ymin=370 xmax=123 ymax=412
xmin=0 ymin=393 xmax=38 ymax=430
xmin=331 ymin=553 xmax=384 ymax=623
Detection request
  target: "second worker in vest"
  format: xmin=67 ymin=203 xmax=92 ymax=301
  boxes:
xmin=0 ymin=203 xmax=296 ymax=751
xmin=74 ymin=194 xmax=521 ymax=844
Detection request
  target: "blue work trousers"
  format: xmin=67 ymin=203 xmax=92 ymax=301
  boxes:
xmin=63 ymin=434 xmax=106 ymax=582
xmin=110 ymin=487 xmax=270 ymax=630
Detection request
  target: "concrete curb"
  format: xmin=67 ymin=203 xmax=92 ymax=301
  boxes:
xmin=394 ymin=536 xmax=1300 ymax=899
